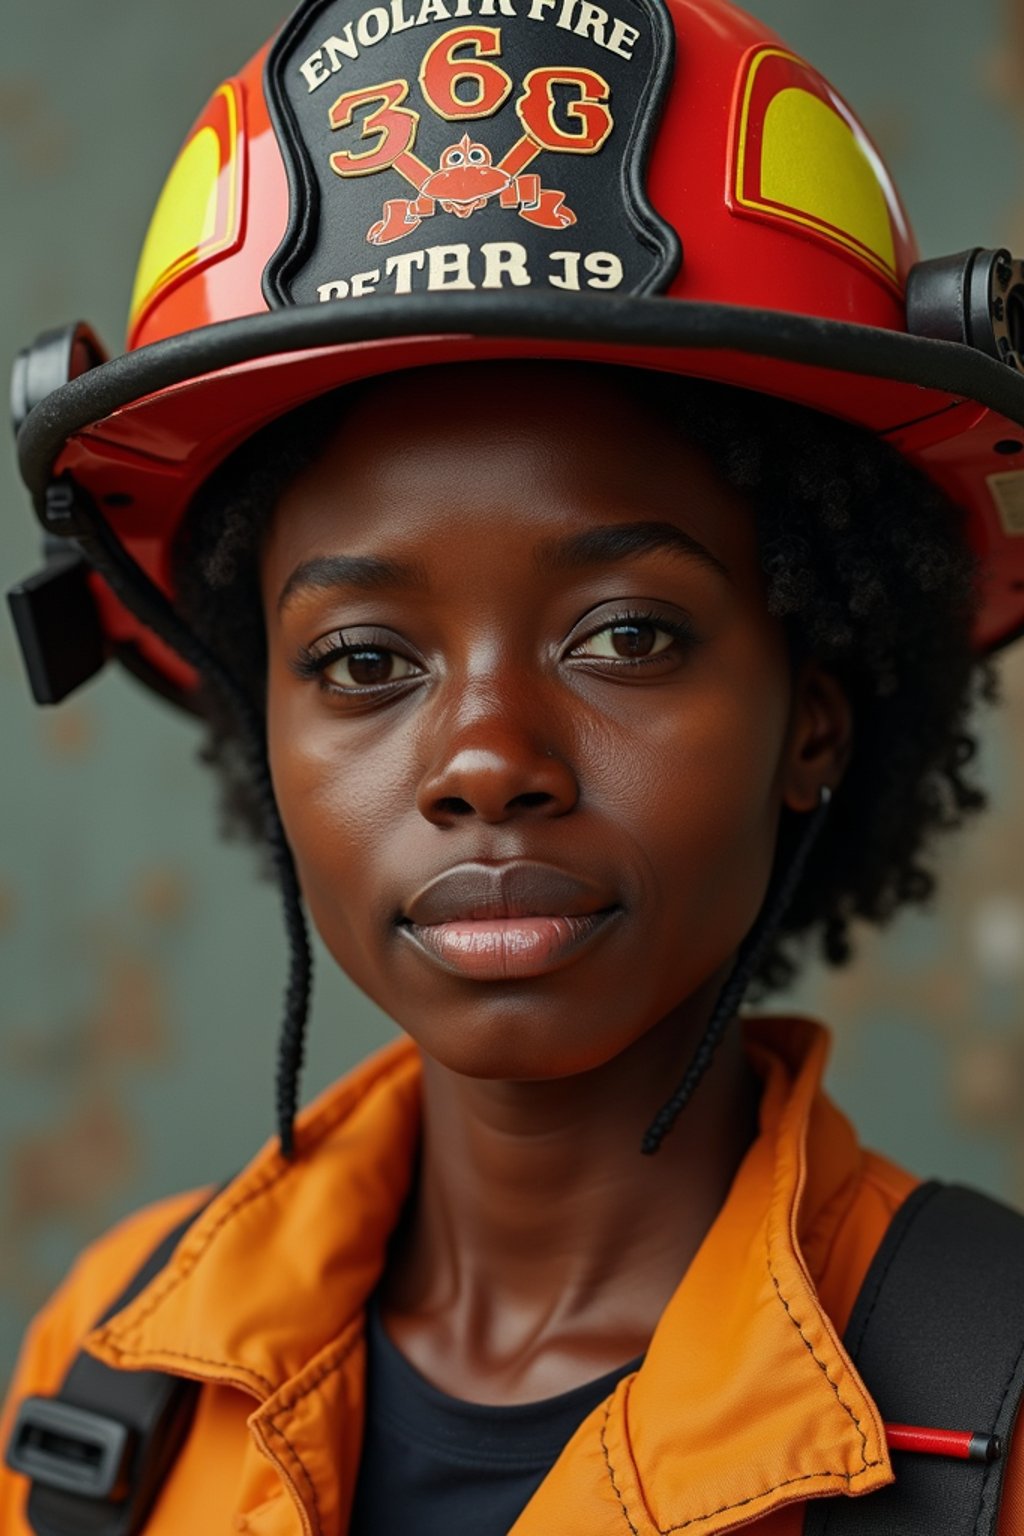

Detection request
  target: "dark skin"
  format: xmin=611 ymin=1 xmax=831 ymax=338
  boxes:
xmin=260 ymin=362 xmax=851 ymax=1404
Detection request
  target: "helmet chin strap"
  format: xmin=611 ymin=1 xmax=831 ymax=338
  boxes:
xmin=58 ymin=484 xmax=313 ymax=1160
xmin=640 ymin=786 xmax=833 ymax=1157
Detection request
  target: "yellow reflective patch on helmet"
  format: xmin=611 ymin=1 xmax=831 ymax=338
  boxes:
xmin=128 ymin=83 xmax=243 ymax=338
xmin=760 ymin=88 xmax=896 ymax=277
xmin=730 ymin=48 xmax=911 ymax=290
xmin=130 ymin=130 xmax=221 ymax=319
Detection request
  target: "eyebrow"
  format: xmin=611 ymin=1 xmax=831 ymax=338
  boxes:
xmin=534 ymin=521 xmax=729 ymax=580
xmin=277 ymin=519 xmax=727 ymax=611
xmin=277 ymin=553 xmax=428 ymax=613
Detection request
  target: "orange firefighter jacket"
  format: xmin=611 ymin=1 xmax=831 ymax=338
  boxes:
xmin=2 ymin=1016 xmax=1022 ymax=1536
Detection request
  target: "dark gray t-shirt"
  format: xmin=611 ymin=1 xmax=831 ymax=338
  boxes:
xmin=348 ymin=1297 xmax=643 ymax=1535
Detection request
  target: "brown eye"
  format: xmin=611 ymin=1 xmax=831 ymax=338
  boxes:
xmin=324 ymin=647 xmax=418 ymax=689
xmin=577 ymin=621 xmax=675 ymax=660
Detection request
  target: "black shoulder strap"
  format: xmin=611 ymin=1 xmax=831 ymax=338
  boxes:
xmin=805 ymin=1181 xmax=1024 ymax=1536
xmin=5 ymin=1191 xmax=217 ymax=1536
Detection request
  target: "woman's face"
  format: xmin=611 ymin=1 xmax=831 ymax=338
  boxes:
xmin=261 ymin=364 xmax=844 ymax=1081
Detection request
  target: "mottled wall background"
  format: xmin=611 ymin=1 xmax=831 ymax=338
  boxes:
xmin=2 ymin=0 xmax=1023 ymax=1388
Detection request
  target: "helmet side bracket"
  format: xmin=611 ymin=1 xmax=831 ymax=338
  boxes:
xmin=8 ymin=323 xmax=112 ymax=705
xmin=907 ymin=248 xmax=1024 ymax=368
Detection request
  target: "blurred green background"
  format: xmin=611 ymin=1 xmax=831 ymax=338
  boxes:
xmin=2 ymin=0 xmax=1023 ymax=1389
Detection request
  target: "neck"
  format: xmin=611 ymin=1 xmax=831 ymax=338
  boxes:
xmin=381 ymin=976 xmax=761 ymax=1402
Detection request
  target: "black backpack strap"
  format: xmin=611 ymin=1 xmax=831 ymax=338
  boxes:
xmin=805 ymin=1180 xmax=1024 ymax=1535
xmin=5 ymin=1190 xmax=218 ymax=1536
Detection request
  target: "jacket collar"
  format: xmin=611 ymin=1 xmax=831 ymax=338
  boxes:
xmin=512 ymin=1018 xmax=894 ymax=1534
xmin=86 ymin=1018 xmax=893 ymax=1535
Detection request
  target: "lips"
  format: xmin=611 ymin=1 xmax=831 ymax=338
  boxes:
xmin=398 ymin=861 xmax=621 ymax=981
xmin=403 ymin=861 xmax=614 ymax=926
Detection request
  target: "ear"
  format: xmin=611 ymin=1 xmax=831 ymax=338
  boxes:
xmin=781 ymin=660 xmax=853 ymax=813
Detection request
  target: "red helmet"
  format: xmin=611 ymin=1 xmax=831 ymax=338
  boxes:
xmin=11 ymin=0 xmax=1024 ymax=707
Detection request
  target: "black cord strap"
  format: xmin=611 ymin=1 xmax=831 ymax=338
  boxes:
xmin=58 ymin=481 xmax=312 ymax=1158
xmin=641 ymin=787 xmax=832 ymax=1155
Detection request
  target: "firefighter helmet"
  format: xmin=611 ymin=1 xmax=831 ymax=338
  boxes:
xmin=11 ymin=0 xmax=1024 ymax=708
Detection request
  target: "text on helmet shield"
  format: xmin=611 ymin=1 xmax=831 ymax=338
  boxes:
xmin=263 ymin=0 xmax=679 ymax=304
xmin=300 ymin=0 xmax=641 ymax=91
xmin=315 ymin=239 xmax=624 ymax=298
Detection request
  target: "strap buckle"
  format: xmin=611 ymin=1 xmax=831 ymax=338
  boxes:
xmin=5 ymin=1396 xmax=133 ymax=1502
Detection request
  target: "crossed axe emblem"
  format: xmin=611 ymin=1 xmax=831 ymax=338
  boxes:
xmin=368 ymin=131 xmax=576 ymax=245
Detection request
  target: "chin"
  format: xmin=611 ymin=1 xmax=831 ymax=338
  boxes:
xmin=394 ymin=994 xmax=653 ymax=1083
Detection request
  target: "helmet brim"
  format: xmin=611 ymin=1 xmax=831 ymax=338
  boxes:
xmin=19 ymin=293 xmax=1024 ymax=691
xmin=21 ymin=294 xmax=1024 ymax=492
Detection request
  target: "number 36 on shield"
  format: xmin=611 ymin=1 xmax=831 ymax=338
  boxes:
xmin=327 ymin=25 xmax=614 ymax=176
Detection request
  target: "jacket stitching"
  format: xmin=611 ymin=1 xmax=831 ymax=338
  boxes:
xmin=599 ymin=1397 xmax=641 ymax=1536
xmin=599 ymin=1250 xmax=884 ymax=1533
xmin=599 ymin=1399 xmax=880 ymax=1535
xmin=767 ymin=1260 xmax=872 ymax=1469
xmin=658 ymin=1468 xmax=875 ymax=1533
xmin=89 ymin=1167 xmax=302 ymax=1341
xmin=261 ymin=1331 xmax=363 ymax=1536
xmin=94 ymin=1341 xmax=277 ymax=1398
xmin=263 ymin=1417 xmax=323 ymax=1536
xmin=812 ymin=1183 xmax=941 ymax=1535
xmin=270 ymin=1326 xmax=362 ymax=1415
xmin=103 ymin=1332 xmax=364 ymax=1534
xmin=94 ymin=1051 xmax=416 ymax=1345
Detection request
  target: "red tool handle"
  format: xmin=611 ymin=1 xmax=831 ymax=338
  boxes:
xmin=885 ymin=1423 xmax=1001 ymax=1463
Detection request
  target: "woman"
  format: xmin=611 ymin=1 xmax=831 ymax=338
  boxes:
xmin=3 ymin=0 xmax=1024 ymax=1530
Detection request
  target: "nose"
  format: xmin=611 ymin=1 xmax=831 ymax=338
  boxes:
xmin=417 ymin=719 xmax=579 ymax=827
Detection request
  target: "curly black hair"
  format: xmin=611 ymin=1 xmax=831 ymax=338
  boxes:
xmin=173 ymin=362 xmax=996 ymax=996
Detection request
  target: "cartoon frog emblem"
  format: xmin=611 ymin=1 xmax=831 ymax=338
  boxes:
xmin=367 ymin=133 xmax=577 ymax=245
